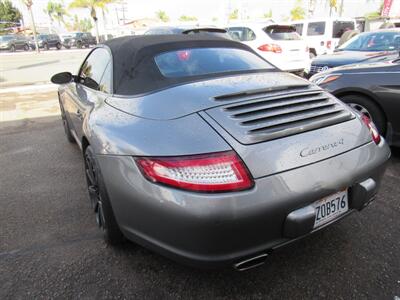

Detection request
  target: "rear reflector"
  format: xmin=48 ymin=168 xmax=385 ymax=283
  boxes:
xmin=361 ymin=115 xmax=381 ymax=145
xmin=136 ymin=151 xmax=254 ymax=192
xmin=258 ymin=44 xmax=282 ymax=53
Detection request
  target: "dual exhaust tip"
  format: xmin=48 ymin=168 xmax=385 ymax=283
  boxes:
xmin=234 ymin=253 xmax=269 ymax=271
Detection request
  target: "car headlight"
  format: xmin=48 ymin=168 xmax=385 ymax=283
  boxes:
xmin=310 ymin=74 xmax=341 ymax=85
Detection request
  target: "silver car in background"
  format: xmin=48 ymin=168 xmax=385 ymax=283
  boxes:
xmin=51 ymin=35 xmax=390 ymax=270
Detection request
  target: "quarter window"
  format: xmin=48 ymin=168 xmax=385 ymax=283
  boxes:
xmin=307 ymin=22 xmax=326 ymax=36
xmin=79 ymin=48 xmax=111 ymax=90
xmin=99 ymin=62 xmax=112 ymax=94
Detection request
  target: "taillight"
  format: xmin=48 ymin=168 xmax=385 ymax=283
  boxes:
xmin=136 ymin=151 xmax=254 ymax=193
xmin=327 ymin=40 xmax=332 ymax=49
xmin=361 ymin=115 xmax=381 ymax=145
xmin=258 ymin=44 xmax=282 ymax=53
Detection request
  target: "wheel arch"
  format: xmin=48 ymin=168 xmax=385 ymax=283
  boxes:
xmin=333 ymin=88 xmax=387 ymax=121
xmin=82 ymin=136 xmax=90 ymax=153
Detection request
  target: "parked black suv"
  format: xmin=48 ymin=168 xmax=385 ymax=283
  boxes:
xmin=31 ymin=34 xmax=62 ymax=50
xmin=62 ymin=32 xmax=96 ymax=48
xmin=0 ymin=35 xmax=31 ymax=52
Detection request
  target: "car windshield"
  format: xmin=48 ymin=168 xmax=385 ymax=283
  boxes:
xmin=154 ymin=47 xmax=274 ymax=78
xmin=263 ymin=25 xmax=301 ymax=40
xmin=0 ymin=36 xmax=13 ymax=41
xmin=339 ymin=31 xmax=400 ymax=51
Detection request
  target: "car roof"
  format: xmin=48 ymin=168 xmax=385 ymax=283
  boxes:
xmin=102 ymin=34 xmax=254 ymax=95
xmin=288 ymin=18 xmax=355 ymax=23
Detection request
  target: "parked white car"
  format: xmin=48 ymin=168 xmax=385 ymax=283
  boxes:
xmin=226 ymin=22 xmax=310 ymax=74
xmin=289 ymin=18 xmax=356 ymax=57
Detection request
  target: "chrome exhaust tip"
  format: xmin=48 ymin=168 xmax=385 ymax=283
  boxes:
xmin=234 ymin=253 xmax=268 ymax=271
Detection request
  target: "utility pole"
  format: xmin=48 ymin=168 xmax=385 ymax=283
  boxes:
xmin=24 ymin=0 xmax=39 ymax=53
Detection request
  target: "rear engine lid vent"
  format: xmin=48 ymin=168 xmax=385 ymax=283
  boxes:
xmin=206 ymin=87 xmax=354 ymax=145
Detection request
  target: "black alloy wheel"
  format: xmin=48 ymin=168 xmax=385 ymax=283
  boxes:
xmin=84 ymin=146 xmax=125 ymax=245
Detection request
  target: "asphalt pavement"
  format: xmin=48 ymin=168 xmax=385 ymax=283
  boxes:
xmin=0 ymin=89 xmax=399 ymax=299
xmin=0 ymin=49 xmax=90 ymax=87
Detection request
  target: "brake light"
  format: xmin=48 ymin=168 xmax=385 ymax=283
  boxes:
xmin=136 ymin=151 xmax=254 ymax=193
xmin=258 ymin=44 xmax=282 ymax=53
xmin=361 ymin=115 xmax=381 ymax=145
xmin=327 ymin=40 xmax=332 ymax=49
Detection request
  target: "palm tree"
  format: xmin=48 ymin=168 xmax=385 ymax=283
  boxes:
xmin=156 ymin=10 xmax=169 ymax=23
xmin=328 ymin=0 xmax=337 ymax=16
xmin=44 ymin=1 xmax=56 ymax=28
xmin=69 ymin=0 xmax=116 ymax=43
xmin=44 ymin=1 xmax=68 ymax=28
xmin=22 ymin=0 xmax=39 ymax=53
xmin=53 ymin=2 xmax=68 ymax=26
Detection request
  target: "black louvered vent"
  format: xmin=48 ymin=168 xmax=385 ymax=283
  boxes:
xmin=206 ymin=87 xmax=355 ymax=144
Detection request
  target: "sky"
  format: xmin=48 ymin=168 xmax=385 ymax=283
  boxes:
xmin=11 ymin=0 xmax=393 ymax=30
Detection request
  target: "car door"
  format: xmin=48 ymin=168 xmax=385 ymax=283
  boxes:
xmin=64 ymin=48 xmax=112 ymax=143
xmin=373 ymin=61 xmax=400 ymax=138
xmin=16 ymin=36 xmax=25 ymax=49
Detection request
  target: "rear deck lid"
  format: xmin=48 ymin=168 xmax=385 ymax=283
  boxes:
xmin=202 ymin=85 xmax=373 ymax=178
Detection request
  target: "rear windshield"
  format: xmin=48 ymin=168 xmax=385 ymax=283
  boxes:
xmin=339 ymin=31 xmax=400 ymax=51
xmin=307 ymin=22 xmax=326 ymax=36
xmin=154 ymin=47 xmax=274 ymax=78
xmin=333 ymin=21 xmax=355 ymax=38
xmin=264 ymin=25 xmax=300 ymax=40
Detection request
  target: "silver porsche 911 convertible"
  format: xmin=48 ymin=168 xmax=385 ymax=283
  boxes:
xmin=51 ymin=35 xmax=390 ymax=270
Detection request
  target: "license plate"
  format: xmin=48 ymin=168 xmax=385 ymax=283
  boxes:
xmin=313 ymin=189 xmax=348 ymax=228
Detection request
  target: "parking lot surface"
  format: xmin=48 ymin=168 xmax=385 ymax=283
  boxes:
xmin=0 ymin=88 xmax=399 ymax=299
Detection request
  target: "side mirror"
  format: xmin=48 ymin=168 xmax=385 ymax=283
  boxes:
xmin=51 ymin=72 xmax=73 ymax=84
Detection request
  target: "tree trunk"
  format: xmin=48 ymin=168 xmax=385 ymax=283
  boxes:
xmin=28 ymin=7 xmax=40 ymax=53
xmin=94 ymin=18 xmax=100 ymax=43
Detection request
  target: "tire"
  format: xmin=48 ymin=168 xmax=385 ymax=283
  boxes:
xmin=23 ymin=44 xmax=29 ymax=51
xmin=58 ymin=98 xmax=75 ymax=143
xmin=56 ymin=42 xmax=62 ymax=50
xmin=340 ymin=94 xmax=386 ymax=135
xmin=77 ymin=41 xmax=82 ymax=49
xmin=43 ymin=43 xmax=49 ymax=50
xmin=338 ymin=30 xmax=359 ymax=47
xmin=309 ymin=49 xmax=316 ymax=59
xmin=84 ymin=146 xmax=125 ymax=245
xmin=10 ymin=44 xmax=15 ymax=52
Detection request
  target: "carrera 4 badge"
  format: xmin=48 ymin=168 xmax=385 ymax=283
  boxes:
xmin=300 ymin=138 xmax=345 ymax=158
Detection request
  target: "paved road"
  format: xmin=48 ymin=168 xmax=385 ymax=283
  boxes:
xmin=0 ymin=92 xmax=399 ymax=299
xmin=0 ymin=49 xmax=90 ymax=87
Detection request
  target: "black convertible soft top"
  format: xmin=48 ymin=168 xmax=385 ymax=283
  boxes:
xmin=103 ymin=34 xmax=267 ymax=95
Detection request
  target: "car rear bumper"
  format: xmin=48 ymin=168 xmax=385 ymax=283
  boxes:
xmin=96 ymin=140 xmax=390 ymax=268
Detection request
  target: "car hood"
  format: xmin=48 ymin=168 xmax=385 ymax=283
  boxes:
xmin=312 ymin=50 xmax=396 ymax=67
xmin=106 ymin=72 xmax=310 ymax=120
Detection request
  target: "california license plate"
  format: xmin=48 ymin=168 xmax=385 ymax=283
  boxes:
xmin=313 ymin=189 xmax=348 ymax=228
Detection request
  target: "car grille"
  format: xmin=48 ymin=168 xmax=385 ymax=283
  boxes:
xmin=310 ymin=65 xmax=330 ymax=74
xmin=206 ymin=87 xmax=354 ymax=144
